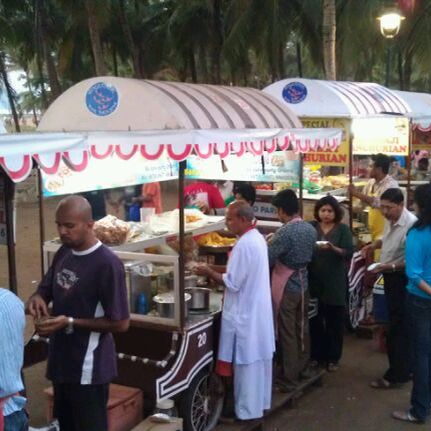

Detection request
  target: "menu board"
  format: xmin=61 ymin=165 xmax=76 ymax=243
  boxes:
xmin=42 ymin=155 xmax=179 ymax=197
xmin=352 ymin=117 xmax=409 ymax=155
xmin=185 ymin=151 xmax=300 ymax=183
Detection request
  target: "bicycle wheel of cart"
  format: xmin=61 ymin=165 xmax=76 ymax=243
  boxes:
xmin=180 ymin=368 xmax=224 ymax=431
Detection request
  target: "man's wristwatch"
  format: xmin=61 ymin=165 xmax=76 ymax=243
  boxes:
xmin=65 ymin=317 xmax=74 ymax=334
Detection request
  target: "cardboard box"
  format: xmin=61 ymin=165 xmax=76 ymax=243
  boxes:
xmin=44 ymin=383 xmax=143 ymax=431
xmin=131 ymin=417 xmax=183 ymax=431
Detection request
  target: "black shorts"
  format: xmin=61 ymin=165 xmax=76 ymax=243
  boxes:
xmin=53 ymin=383 xmax=109 ymax=431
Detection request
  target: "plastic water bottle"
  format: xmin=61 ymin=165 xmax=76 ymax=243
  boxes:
xmin=136 ymin=293 xmax=148 ymax=314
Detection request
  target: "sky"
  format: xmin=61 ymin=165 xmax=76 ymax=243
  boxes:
xmin=0 ymin=70 xmax=27 ymax=114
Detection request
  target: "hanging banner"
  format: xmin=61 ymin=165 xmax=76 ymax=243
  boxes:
xmin=301 ymin=118 xmax=350 ymax=166
xmin=185 ymin=151 xmax=300 ymax=184
xmin=0 ymin=176 xmax=6 ymax=244
xmin=352 ymin=117 xmax=409 ymax=155
xmin=41 ymin=155 xmax=179 ymax=197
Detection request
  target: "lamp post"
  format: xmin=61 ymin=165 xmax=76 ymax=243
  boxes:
xmin=378 ymin=11 xmax=404 ymax=87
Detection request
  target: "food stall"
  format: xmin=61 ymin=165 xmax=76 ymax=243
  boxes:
xmin=263 ymin=78 xmax=410 ymax=236
xmin=0 ymin=77 xmax=340 ymax=431
xmin=392 ymin=90 xmax=431 ymax=204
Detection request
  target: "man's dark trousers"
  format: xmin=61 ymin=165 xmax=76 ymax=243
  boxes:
xmin=383 ymin=272 xmax=410 ymax=384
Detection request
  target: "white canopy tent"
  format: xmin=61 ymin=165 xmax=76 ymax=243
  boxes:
xmin=392 ymin=89 xmax=431 ymax=130
xmin=0 ymin=77 xmax=342 ymax=183
xmin=263 ymin=78 xmax=411 ymax=117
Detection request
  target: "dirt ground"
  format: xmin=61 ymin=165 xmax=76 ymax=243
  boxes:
xmin=2 ymin=176 xmax=424 ymax=429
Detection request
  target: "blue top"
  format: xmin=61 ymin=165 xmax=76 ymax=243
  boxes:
xmin=0 ymin=288 xmax=26 ymax=416
xmin=405 ymin=226 xmax=431 ymax=300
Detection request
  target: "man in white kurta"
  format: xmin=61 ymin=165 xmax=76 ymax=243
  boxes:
xmin=197 ymin=201 xmax=275 ymax=420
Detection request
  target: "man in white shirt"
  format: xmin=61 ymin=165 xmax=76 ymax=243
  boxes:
xmin=362 ymin=188 xmax=417 ymax=388
xmin=196 ymin=201 xmax=275 ymax=422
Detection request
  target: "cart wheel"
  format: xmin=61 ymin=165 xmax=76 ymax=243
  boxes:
xmin=180 ymin=368 xmax=224 ymax=431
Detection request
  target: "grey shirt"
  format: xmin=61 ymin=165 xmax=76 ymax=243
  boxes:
xmin=380 ymin=207 xmax=417 ymax=265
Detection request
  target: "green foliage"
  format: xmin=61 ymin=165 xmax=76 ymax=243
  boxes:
xmin=0 ymin=0 xmax=430 ymax=116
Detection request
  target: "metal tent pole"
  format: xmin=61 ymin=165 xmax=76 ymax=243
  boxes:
xmin=178 ymin=160 xmax=186 ymax=330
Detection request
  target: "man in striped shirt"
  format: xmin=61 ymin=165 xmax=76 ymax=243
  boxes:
xmin=0 ymin=288 xmax=27 ymax=431
xmin=26 ymin=196 xmax=129 ymax=431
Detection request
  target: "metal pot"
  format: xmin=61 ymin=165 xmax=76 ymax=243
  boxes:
xmin=153 ymin=292 xmax=191 ymax=319
xmin=185 ymin=287 xmax=211 ymax=310
xmin=184 ymin=275 xmax=198 ymax=288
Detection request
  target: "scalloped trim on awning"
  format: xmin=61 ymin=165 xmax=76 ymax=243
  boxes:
xmin=0 ymin=128 xmax=342 ymax=183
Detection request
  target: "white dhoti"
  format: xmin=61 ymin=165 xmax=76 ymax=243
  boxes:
xmin=233 ymin=359 xmax=272 ymax=420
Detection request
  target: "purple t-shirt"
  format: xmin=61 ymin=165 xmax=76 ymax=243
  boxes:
xmin=37 ymin=242 xmax=129 ymax=385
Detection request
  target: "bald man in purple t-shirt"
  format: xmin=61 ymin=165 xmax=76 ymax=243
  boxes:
xmin=26 ymin=195 xmax=130 ymax=431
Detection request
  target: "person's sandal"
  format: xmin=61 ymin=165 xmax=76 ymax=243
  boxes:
xmin=392 ymin=410 xmax=422 ymax=423
xmin=370 ymin=378 xmax=401 ymax=389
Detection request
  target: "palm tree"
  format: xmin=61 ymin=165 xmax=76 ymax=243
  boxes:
xmin=322 ymin=0 xmax=336 ymax=79
xmin=83 ymin=0 xmax=108 ymax=75
xmin=0 ymin=51 xmax=20 ymax=132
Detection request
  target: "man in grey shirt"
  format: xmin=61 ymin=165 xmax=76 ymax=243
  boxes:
xmin=362 ymin=188 xmax=417 ymax=388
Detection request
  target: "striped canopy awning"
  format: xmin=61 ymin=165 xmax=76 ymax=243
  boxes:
xmin=264 ymin=78 xmax=411 ymax=117
xmin=0 ymin=78 xmax=342 ymax=183
xmin=392 ymin=90 xmax=431 ymax=131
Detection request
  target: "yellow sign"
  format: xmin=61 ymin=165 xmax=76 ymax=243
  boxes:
xmin=301 ymin=118 xmax=350 ymax=166
xmin=352 ymin=117 xmax=409 ymax=155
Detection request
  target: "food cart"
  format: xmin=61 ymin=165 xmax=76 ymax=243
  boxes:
xmin=0 ymin=77 xmax=341 ymax=431
xmin=263 ymin=78 xmax=410 ymax=235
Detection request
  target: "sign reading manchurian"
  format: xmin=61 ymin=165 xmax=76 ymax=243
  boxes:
xmin=301 ymin=118 xmax=350 ymax=166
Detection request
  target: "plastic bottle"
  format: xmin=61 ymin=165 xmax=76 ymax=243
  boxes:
xmin=153 ymin=398 xmax=178 ymax=418
xmin=136 ymin=292 xmax=148 ymax=314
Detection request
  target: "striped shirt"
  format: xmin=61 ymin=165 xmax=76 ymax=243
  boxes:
xmin=0 ymin=289 xmax=26 ymax=416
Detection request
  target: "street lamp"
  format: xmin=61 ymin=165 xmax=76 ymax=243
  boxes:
xmin=378 ymin=12 xmax=405 ymax=38
xmin=378 ymin=11 xmax=404 ymax=87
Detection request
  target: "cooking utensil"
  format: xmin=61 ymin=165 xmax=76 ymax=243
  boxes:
xmin=184 ymin=275 xmax=198 ymax=287
xmin=185 ymin=287 xmax=211 ymax=310
xmin=153 ymin=292 xmax=191 ymax=318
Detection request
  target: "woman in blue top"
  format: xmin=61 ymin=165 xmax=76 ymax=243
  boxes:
xmin=393 ymin=184 xmax=431 ymax=424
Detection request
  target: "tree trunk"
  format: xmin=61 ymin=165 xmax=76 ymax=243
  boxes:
xmin=0 ymin=52 xmax=20 ymax=132
xmin=35 ymin=0 xmax=62 ymax=102
xmin=118 ymin=0 xmax=143 ymax=78
xmin=211 ymin=0 xmax=223 ymax=84
xmin=403 ymin=49 xmax=413 ymax=91
xmin=84 ymin=0 xmax=108 ymax=76
xmin=112 ymin=46 xmax=118 ymax=76
xmin=35 ymin=48 xmax=48 ymax=110
xmin=24 ymin=69 xmax=39 ymax=126
xmin=189 ymin=48 xmax=197 ymax=83
xmin=322 ymin=0 xmax=337 ymax=80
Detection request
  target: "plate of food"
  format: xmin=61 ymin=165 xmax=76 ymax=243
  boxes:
xmin=367 ymin=262 xmax=381 ymax=271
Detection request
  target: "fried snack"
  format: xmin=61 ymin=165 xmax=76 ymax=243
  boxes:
xmin=196 ymin=232 xmax=236 ymax=247
xmin=94 ymin=215 xmax=130 ymax=245
xmin=185 ymin=214 xmax=202 ymax=223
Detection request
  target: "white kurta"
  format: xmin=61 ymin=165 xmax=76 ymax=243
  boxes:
xmin=220 ymin=228 xmax=275 ymax=419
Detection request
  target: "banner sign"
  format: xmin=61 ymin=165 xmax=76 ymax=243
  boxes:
xmin=42 ymin=155 xmax=179 ymax=197
xmin=352 ymin=117 xmax=409 ymax=155
xmin=185 ymin=151 xmax=300 ymax=183
xmin=301 ymin=118 xmax=350 ymax=166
